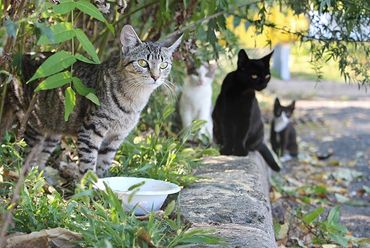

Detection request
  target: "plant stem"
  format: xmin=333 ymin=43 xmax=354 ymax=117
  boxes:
xmin=0 ymin=71 xmax=12 ymax=127
xmin=92 ymin=0 xmax=159 ymax=44
xmin=164 ymin=1 xmax=260 ymax=38
xmin=71 ymin=9 xmax=74 ymax=77
xmin=0 ymin=140 xmax=44 ymax=246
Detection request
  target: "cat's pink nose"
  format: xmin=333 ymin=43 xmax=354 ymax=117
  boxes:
xmin=151 ymin=74 xmax=159 ymax=81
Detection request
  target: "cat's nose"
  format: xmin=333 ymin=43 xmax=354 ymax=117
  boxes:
xmin=150 ymin=74 xmax=160 ymax=81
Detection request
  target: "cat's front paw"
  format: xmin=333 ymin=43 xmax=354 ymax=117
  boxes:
xmin=220 ymin=147 xmax=233 ymax=155
xmin=233 ymin=147 xmax=247 ymax=156
xmin=280 ymin=154 xmax=292 ymax=162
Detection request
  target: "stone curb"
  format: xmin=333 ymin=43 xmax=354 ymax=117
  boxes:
xmin=180 ymin=152 xmax=276 ymax=248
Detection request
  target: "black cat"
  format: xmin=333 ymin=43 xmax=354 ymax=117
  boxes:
xmin=212 ymin=49 xmax=280 ymax=171
xmin=270 ymin=98 xmax=298 ymax=159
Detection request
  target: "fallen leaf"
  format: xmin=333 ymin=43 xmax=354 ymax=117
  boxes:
xmin=4 ymin=228 xmax=82 ymax=248
xmin=275 ymin=222 xmax=289 ymax=240
xmin=335 ymin=193 xmax=350 ymax=203
xmin=363 ymin=186 xmax=370 ymax=194
xmin=328 ymin=160 xmax=341 ymax=166
xmin=322 ymin=245 xmax=337 ymax=248
xmin=331 ymin=169 xmax=363 ymax=183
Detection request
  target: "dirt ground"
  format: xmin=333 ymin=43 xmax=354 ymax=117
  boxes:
xmin=265 ymin=79 xmax=370 ymax=241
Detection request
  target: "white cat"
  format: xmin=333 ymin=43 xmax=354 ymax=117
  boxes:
xmin=179 ymin=63 xmax=216 ymax=140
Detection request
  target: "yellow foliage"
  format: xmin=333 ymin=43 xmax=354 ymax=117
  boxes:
xmin=226 ymin=6 xmax=309 ymax=48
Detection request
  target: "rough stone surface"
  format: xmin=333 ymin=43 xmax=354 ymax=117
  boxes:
xmin=180 ymin=152 xmax=277 ymax=248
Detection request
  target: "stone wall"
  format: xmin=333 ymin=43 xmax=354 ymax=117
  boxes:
xmin=180 ymin=152 xmax=276 ymax=248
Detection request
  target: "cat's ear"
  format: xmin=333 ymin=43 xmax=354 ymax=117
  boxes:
xmin=160 ymin=32 xmax=183 ymax=54
xmin=274 ymin=98 xmax=281 ymax=111
xmin=237 ymin=49 xmax=249 ymax=68
xmin=262 ymin=50 xmax=274 ymax=65
xmin=206 ymin=62 xmax=217 ymax=77
xmin=120 ymin=25 xmax=142 ymax=54
xmin=274 ymin=97 xmax=281 ymax=106
xmin=290 ymin=100 xmax=296 ymax=109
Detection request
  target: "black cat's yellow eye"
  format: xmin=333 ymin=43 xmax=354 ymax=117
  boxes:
xmin=138 ymin=59 xmax=148 ymax=68
xmin=160 ymin=62 xmax=168 ymax=69
xmin=265 ymin=74 xmax=271 ymax=79
xmin=251 ymin=75 xmax=258 ymax=79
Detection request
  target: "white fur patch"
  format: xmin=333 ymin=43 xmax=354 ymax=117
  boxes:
xmin=179 ymin=64 xmax=215 ymax=140
xmin=274 ymin=112 xmax=290 ymax=132
xmin=280 ymin=153 xmax=292 ymax=162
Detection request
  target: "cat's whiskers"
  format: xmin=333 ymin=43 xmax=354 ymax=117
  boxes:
xmin=162 ymin=79 xmax=176 ymax=99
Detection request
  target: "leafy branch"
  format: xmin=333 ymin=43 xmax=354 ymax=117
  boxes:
xmin=25 ymin=0 xmax=108 ymax=121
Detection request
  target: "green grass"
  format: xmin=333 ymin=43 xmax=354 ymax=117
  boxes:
xmin=0 ymin=102 xmax=222 ymax=247
xmin=2 ymin=169 xmax=223 ymax=247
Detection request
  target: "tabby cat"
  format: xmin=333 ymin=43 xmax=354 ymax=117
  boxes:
xmin=212 ymin=49 xmax=280 ymax=171
xmin=15 ymin=25 xmax=182 ymax=178
xmin=270 ymin=98 xmax=298 ymax=161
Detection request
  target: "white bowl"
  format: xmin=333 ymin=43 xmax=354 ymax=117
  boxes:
xmin=95 ymin=177 xmax=181 ymax=215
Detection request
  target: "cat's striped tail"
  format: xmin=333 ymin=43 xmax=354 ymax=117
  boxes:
xmin=257 ymin=143 xmax=281 ymax=172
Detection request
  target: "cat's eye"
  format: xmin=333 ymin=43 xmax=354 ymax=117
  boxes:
xmin=160 ymin=62 xmax=168 ymax=69
xmin=137 ymin=59 xmax=149 ymax=68
xmin=251 ymin=75 xmax=258 ymax=79
xmin=265 ymin=74 xmax=271 ymax=79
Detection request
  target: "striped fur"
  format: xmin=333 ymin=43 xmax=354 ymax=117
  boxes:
xmin=20 ymin=25 xmax=182 ymax=178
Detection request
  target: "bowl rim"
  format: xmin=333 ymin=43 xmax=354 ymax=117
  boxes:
xmin=95 ymin=176 xmax=182 ymax=196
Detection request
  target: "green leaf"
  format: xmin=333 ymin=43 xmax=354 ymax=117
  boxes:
xmin=74 ymin=29 xmax=100 ymax=64
xmin=75 ymin=53 xmax=98 ymax=64
xmin=128 ymin=188 xmax=140 ymax=203
xmin=53 ymin=0 xmax=75 ymax=14
xmin=37 ymin=22 xmax=75 ymax=45
xmin=163 ymin=105 xmax=174 ymax=119
xmin=35 ymin=71 xmax=72 ymax=92
xmin=35 ymin=22 xmax=55 ymax=43
xmin=216 ymin=15 xmax=226 ymax=30
xmin=64 ymin=86 xmax=76 ymax=121
xmin=72 ymin=77 xmax=94 ymax=96
xmin=71 ymin=189 xmax=94 ymax=200
xmin=72 ymin=77 xmax=99 ymax=105
xmin=28 ymin=51 xmax=76 ymax=83
xmin=303 ymin=207 xmax=324 ymax=224
xmin=178 ymin=229 xmax=225 ymax=245
xmin=363 ymin=185 xmax=370 ymax=194
xmin=128 ymin=181 xmax=145 ymax=191
xmin=207 ymin=19 xmax=219 ymax=58
xmin=105 ymin=23 xmax=115 ymax=34
xmin=327 ymin=206 xmax=341 ymax=225
xmin=233 ymin=16 xmax=241 ymax=27
xmin=329 ymin=233 xmax=348 ymax=247
xmin=85 ymin=93 xmax=100 ymax=106
xmin=5 ymin=19 xmax=17 ymax=38
xmin=75 ymin=0 xmax=106 ymax=22
xmin=164 ymin=200 xmax=176 ymax=217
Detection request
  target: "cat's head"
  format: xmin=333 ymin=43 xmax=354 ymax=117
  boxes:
xmin=273 ymin=98 xmax=295 ymax=118
xmin=236 ymin=49 xmax=273 ymax=91
xmin=119 ymin=25 xmax=182 ymax=88
xmin=188 ymin=62 xmax=217 ymax=86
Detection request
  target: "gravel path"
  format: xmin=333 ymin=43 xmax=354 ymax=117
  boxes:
xmin=266 ymin=79 xmax=370 ymax=239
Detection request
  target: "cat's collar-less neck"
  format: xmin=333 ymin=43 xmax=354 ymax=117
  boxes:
xmin=242 ymin=88 xmax=255 ymax=95
xmin=274 ymin=112 xmax=290 ymax=132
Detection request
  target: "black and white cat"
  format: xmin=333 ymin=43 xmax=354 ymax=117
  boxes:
xmin=212 ymin=49 xmax=280 ymax=171
xmin=270 ymin=98 xmax=298 ymax=162
xmin=179 ymin=62 xmax=216 ymax=140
